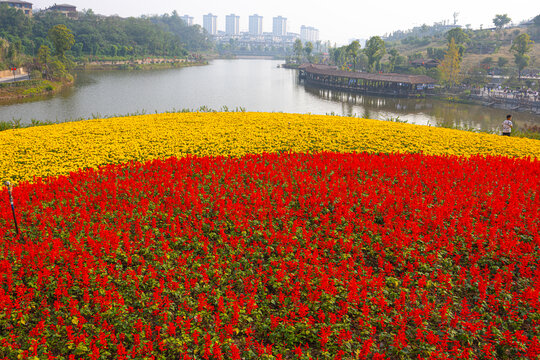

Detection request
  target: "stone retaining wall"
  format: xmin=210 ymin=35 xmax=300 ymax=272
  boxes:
xmin=0 ymin=68 xmax=26 ymax=78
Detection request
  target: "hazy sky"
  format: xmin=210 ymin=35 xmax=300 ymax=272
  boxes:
xmin=32 ymin=0 xmax=538 ymax=44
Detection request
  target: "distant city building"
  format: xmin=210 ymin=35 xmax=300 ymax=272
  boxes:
xmin=272 ymin=16 xmax=287 ymax=36
xmin=300 ymin=26 xmax=319 ymax=43
xmin=203 ymin=13 xmax=217 ymax=35
xmin=180 ymin=15 xmax=194 ymax=26
xmin=225 ymin=14 xmax=240 ymax=35
xmin=47 ymin=3 xmax=77 ymax=18
xmin=214 ymin=30 xmax=300 ymax=53
xmin=249 ymin=14 xmax=263 ymax=35
xmin=1 ymin=0 xmax=32 ymax=16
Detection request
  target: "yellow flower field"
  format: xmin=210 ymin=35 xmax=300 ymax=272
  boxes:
xmin=1 ymin=112 xmax=539 ymax=183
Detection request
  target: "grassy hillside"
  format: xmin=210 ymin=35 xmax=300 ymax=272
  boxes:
xmin=386 ymin=25 xmax=539 ymax=74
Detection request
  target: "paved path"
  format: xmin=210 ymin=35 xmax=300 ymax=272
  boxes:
xmin=0 ymin=74 xmax=30 ymax=84
xmin=476 ymin=89 xmax=540 ymax=102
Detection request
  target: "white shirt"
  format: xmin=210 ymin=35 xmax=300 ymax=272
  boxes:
xmin=502 ymin=119 xmax=513 ymax=133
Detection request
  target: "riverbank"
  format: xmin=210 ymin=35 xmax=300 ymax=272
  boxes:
xmin=281 ymin=63 xmax=300 ymax=69
xmin=428 ymin=93 xmax=540 ymax=116
xmin=75 ymin=58 xmax=208 ymax=71
xmin=289 ymin=63 xmax=540 ymax=116
xmin=1 ymin=59 xmax=538 ymax=132
xmin=0 ymin=59 xmax=208 ymax=105
xmin=0 ymin=79 xmax=73 ymax=105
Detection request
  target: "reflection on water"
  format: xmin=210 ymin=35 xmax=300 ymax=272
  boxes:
xmin=0 ymin=59 xmax=538 ymax=132
xmin=304 ymin=86 xmax=540 ymax=132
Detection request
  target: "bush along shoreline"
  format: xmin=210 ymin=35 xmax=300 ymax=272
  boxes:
xmin=0 ymin=58 xmax=208 ymax=105
xmin=73 ymin=55 xmax=208 ymax=71
xmin=0 ymin=78 xmax=73 ymax=104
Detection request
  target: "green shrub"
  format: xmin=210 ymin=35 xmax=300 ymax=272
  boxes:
xmin=30 ymin=70 xmax=42 ymax=79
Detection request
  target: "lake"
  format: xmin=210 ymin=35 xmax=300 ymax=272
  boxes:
xmin=0 ymin=59 xmax=538 ymax=132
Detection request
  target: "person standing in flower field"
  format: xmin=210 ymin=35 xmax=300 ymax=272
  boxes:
xmin=502 ymin=114 xmax=513 ymax=136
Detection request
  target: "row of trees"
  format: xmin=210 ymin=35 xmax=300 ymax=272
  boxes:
xmin=385 ymin=12 xmax=538 ymax=65
xmin=440 ymin=28 xmax=534 ymax=87
xmin=0 ymin=5 xmax=214 ymax=70
xmin=292 ymin=39 xmax=314 ymax=63
xmin=329 ymin=37 xmax=387 ymax=72
xmin=0 ymin=22 xmax=76 ymax=80
xmin=34 ymin=24 xmax=75 ymax=81
xmin=319 ymin=25 xmax=535 ymax=89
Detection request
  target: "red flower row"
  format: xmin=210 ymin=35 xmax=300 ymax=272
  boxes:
xmin=0 ymin=152 xmax=539 ymax=359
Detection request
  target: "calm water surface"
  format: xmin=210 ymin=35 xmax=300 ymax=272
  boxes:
xmin=0 ymin=59 xmax=539 ymax=131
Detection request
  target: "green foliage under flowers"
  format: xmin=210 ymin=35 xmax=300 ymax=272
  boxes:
xmin=0 ymin=152 xmax=539 ymax=359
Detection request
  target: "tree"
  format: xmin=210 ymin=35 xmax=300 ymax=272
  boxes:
xmin=6 ymin=42 xmax=16 ymax=61
xmin=446 ymin=28 xmax=469 ymax=45
xmin=0 ymin=4 xmax=32 ymax=38
xmin=408 ymin=52 xmax=423 ymax=62
xmin=293 ymin=39 xmax=303 ymax=63
xmin=445 ymin=28 xmax=469 ymax=58
xmin=534 ymin=14 xmax=540 ymax=27
xmin=497 ymin=57 xmax=509 ymax=68
xmin=364 ymin=36 xmax=386 ymax=72
xmin=493 ymin=14 xmax=511 ymax=30
xmin=330 ymin=46 xmax=346 ymax=68
xmin=346 ymin=40 xmax=361 ymax=70
xmin=387 ymin=48 xmax=399 ymax=72
xmin=109 ymin=44 xmax=118 ymax=57
xmin=427 ymin=47 xmax=446 ymax=61
xmin=480 ymin=57 xmax=493 ymax=68
xmin=37 ymin=44 xmax=51 ymax=65
xmin=48 ymin=24 xmax=75 ymax=59
xmin=439 ymin=38 xmax=461 ymax=87
xmin=36 ymin=44 xmax=53 ymax=78
xmin=0 ymin=38 xmax=8 ymax=63
xmin=72 ymin=43 xmax=83 ymax=57
xmin=49 ymin=59 xmax=72 ymax=81
xmin=462 ymin=67 xmax=488 ymax=87
xmin=304 ymin=41 xmax=313 ymax=60
xmin=510 ymin=33 xmax=533 ymax=79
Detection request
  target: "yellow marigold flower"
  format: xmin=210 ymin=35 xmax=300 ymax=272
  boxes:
xmin=0 ymin=112 xmax=538 ymax=183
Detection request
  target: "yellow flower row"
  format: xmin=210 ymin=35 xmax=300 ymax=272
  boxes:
xmin=1 ymin=112 xmax=539 ymax=183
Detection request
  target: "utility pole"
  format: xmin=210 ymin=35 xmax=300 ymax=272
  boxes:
xmin=4 ymin=182 xmax=19 ymax=236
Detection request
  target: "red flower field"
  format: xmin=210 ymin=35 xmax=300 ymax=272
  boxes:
xmin=0 ymin=152 xmax=539 ymax=359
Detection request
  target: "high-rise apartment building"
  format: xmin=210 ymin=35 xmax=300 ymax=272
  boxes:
xmin=225 ymin=14 xmax=240 ymax=35
xmin=249 ymin=14 xmax=263 ymax=35
xmin=300 ymin=26 xmax=320 ymax=43
xmin=180 ymin=15 xmax=194 ymax=26
xmin=203 ymin=13 xmax=217 ymax=35
xmin=272 ymin=16 xmax=287 ymax=36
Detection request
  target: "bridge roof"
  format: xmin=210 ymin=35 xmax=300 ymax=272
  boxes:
xmin=299 ymin=64 xmax=436 ymax=85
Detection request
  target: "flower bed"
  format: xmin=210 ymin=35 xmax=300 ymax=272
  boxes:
xmin=1 ymin=112 xmax=539 ymax=183
xmin=1 ymin=152 xmax=539 ymax=359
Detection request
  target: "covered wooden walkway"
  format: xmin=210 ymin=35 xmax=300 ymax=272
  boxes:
xmin=298 ymin=64 xmax=436 ymax=97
